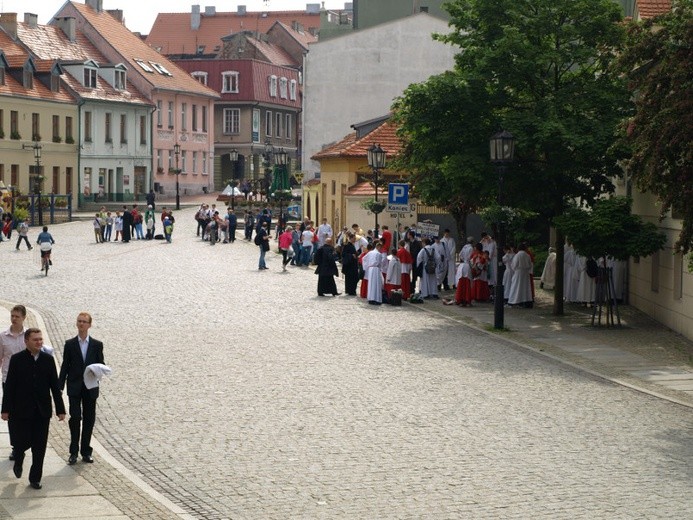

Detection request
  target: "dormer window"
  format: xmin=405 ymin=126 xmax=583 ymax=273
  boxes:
xmin=289 ymin=79 xmax=297 ymax=101
xmin=191 ymin=71 xmax=208 ymax=86
xmin=196 ymin=45 xmax=206 ymax=55
xmin=51 ymin=73 xmax=60 ymax=93
xmin=134 ymin=59 xmax=154 ymax=73
xmin=269 ymin=75 xmax=277 ymax=97
xmin=115 ymin=69 xmax=126 ymax=90
xmin=222 ymin=71 xmax=239 ymax=93
xmin=84 ymin=67 xmax=97 ymax=88
xmin=279 ymin=77 xmax=288 ymax=99
xmin=24 ymin=68 xmax=33 ymax=89
xmin=150 ymin=62 xmax=172 ymax=76
xmin=0 ymin=67 xmax=5 ymax=86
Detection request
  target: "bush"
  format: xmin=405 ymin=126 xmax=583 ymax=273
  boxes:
xmin=532 ymin=245 xmax=549 ymax=278
xmin=13 ymin=207 xmax=29 ymax=223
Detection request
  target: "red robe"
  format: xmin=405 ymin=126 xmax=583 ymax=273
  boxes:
xmin=470 ymin=252 xmax=490 ymax=302
xmin=396 ymin=247 xmax=413 ymax=299
xmin=358 ymin=250 xmax=369 ymax=299
xmin=455 ymin=278 xmax=473 ymax=305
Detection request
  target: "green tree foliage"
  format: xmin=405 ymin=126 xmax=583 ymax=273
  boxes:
xmin=391 ymin=72 xmax=496 ymax=239
xmin=615 ymin=0 xmax=693 ymax=254
xmin=554 ymin=196 xmax=666 ymax=260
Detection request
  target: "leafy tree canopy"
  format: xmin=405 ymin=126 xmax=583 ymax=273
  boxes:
xmin=554 ymin=196 xmax=666 ymax=260
xmin=615 ymin=0 xmax=693 ymax=254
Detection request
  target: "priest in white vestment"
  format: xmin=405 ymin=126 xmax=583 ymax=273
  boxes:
xmin=508 ymin=245 xmax=533 ymax=306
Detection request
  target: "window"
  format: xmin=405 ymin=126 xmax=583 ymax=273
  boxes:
xmin=181 ymin=103 xmax=187 ymax=131
xmin=181 ymin=150 xmax=187 ymax=172
xmin=168 ymin=102 xmax=173 ymax=128
xmin=114 ymin=69 xmax=126 ymax=90
xmin=134 ymin=59 xmax=154 ymax=73
xmin=84 ymin=111 xmax=92 ymax=142
xmin=192 ymin=105 xmax=197 ymax=131
xmin=150 ymin=62 xmax=172 ymax=76
xmin=24 ymin=68 xmax=33 ymax=89
xmin=51 ymin=73 xmax=60 ymax=92
xmin=66 ymin=116 xmax=73 ymax=142
xmin=269 ymin=75 xmax=277 ymax=97
xmin=202 ymin=152 xmax=207 ymax=174
xmin=289 ymin=79 xmax=297 ymax=100
xmin=265 ymin=111 xmax=272 ymax=137
xmin=120 ymin=114 xmax=127 ymax=143
xmin=279 ymin=77 xmax=288 ymax=99
xmin=192 ymin=151 xmax=197 ymax=173
xmin=52 ymin=115 xmax=60 ymax=141
xmin=140 ymin=115 xmax=147 ymax=145
xmin=0 ymin=67 xmax=4 ymax=86
xmin=105 ymin=112 xmax=112 ymax=143
xmin=32 ymin=113 xmax=40 ymax=141
xmin=65 ymin=167 xmax=72 ymax=194
xmin=11 ymin=110 xmax=18 ymax=137
xmin=168 ymin=149 xmax=173 ymax=169
xmin=275 ymin=112 xmax=281 ymax=137
xmin=222 ymin=71 xmax=239 ymax=93
xmin=52 ymin=166 xmax=59 ymax=194
xmin=191 ymin=71 xmax=208 ymax=85
xmin=84 ymin=67 xmax=97 ymax=88
xmin=223 ymin=108 xmax=240 ymax=134
xmin=202 ymin=105 xmax=207 ymax=132
xmin=157 ymin=149 xmax=163 ymax=169
xmin=11 ymin=164 xmax=19 ymax=186
xmin=0 ymin=109 xmax=3 ymax=137
xmin=285 ymin=114 xmax=292 ymax=140
xmin=157 ymin=100 xmax=162 ymax=127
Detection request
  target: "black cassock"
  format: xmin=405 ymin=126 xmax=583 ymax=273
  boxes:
xmin=341 ymin=242 xmax=359 ymax=296
xmin=314 ymin=244 xmax=339 ymax=296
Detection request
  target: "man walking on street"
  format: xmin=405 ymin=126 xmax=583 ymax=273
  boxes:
xmin=0 ymin=305 xmax=28 ymax=461
xmin=2 ymin=328 xmax=66 ymax=490
xmin=15 ymin=218 xmax=32 ymax=250
xmin=59 ymin=313 xmax=104 ymax=465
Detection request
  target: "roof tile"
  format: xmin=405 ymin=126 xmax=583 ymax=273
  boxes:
xmin=311 ymin=121 xmax=402 ymax=160
xmin=636 ymin=0 xmax=672 ymax=19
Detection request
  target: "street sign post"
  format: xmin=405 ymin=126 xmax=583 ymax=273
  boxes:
xmin=387 ymin=183 xmax=409 ymax=213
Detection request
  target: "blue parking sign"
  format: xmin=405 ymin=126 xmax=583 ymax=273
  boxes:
xmin=388 ymin=183 xmax=409 ymax=205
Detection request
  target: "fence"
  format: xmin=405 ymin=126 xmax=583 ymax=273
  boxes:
xmin=9 ymin=193 xmax=73 ymax=226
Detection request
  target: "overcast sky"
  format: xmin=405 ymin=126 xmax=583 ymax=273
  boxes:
xmin=0 ymin=0 xmax=349 ymax=35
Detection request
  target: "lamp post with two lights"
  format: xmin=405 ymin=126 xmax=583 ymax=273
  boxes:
xmin=23 ymin=141 xmax=43 ymax=225
xmin=173 ymin=143 xmax=181 ymax=210
xmin=366 ymin=143 xmax=386 ymax=239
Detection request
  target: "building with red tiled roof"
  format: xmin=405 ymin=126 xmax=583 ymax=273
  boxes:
xmin=145 ymin=6 xmax=321 ymax=57
xmin=634 ymin=0 xmax=672 ymax=19
xmin=55 ymin=0 xmax=220 ymax=197
xmin=308 ymin=116 xmax=415 ymax=232
xmin=12 ymin=15 xmax=155 ymax=205
xmin=0 ymin=13 xmax=79 ymax=198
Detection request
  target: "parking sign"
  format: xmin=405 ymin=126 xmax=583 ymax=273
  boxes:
xmin=387 ymin=183 xmax=409 ymax=212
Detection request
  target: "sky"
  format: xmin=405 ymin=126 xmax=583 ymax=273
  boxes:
xmin=0 ymin=0 xmax=349 ymax=35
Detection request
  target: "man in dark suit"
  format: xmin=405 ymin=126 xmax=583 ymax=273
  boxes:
xmin=1 ymin=328 xmax=66 ymax=490
xmin=59 ymin=312 xmax=104 ymax=465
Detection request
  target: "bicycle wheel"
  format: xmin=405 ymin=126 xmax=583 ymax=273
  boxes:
xmin=44 ymin=258 xmax=49 ymax=276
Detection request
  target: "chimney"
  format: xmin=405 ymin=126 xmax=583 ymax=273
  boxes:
xmin=204 ymin=6 xmax=216 ymax=16
xmin=0 ymin=13 xmax=18 ymax=39
xmin=24 ymin=13 xmax=38 ymax=28
xmin=107 ymin=9 xmax=124 ymax=24
xmin=85 ymin=0 xmax=104 ymax=13
xmin=55 ymin=16 xmax=76 ymax=42
xmin=191 ymin=5 xmax=201 ymax=31
xmin=238 ymin=5 xmax=247 ymax=15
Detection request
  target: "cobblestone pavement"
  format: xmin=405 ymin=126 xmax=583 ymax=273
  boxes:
xmin=1 ymin=211 xmax=692 ymax=519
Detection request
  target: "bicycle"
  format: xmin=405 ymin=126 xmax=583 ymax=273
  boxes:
xmin=39 ymin=243 xmax=52 ymax=277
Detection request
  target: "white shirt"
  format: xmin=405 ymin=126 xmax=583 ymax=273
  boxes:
xmin=301 ymin=229 xmax=314 ymax=247
xmin=0 ymin=327 xmax=26 ymax=383
xmin=79 ymin=335 xmax=90 ymax=362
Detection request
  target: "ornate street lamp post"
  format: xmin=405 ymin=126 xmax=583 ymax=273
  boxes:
xmin=367 ymin=143 xmax=386 ymax=239
xmin=174 ymin=143 xmax=181 ymax=210
xmin=273 ymin=147 xmax=288 ymax=235
xmin=229 ymin=148 xmax=238 ymax=211
xmin=489 ymin=130 xmax=515 ymax=330
xmin=23 ymin=141 xmax=43 ymax=225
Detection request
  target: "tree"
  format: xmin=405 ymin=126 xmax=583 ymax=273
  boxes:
xmin=615 ymin=0 xmax=693 ymax=258
xmin=391 ymin=72 xmax=497 ymax=241
xmin=431 ymin=0 xmax=630 ymax=315
xmin=553 ymin=196 xmax=666 ymax=260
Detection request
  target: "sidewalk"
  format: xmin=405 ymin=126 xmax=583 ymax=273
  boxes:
xmin=0 ymin=305 xmax=191 ymax=520
xmin=1 ymin=288 xmax=691 ymax=518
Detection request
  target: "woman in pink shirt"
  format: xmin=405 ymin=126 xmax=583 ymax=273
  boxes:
xmin=278 ymin=226 xmax=294 ymax=272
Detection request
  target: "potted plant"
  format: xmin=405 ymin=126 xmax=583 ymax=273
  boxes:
xmin=65 ymin=136 xmax=75 ymax=144
xmin=10 ymin=131 xmax=21 ymax=140
xmin=361 ymin=198 xmax=386 ymax=214
xmin=53 ymin=135 xmax=62 ymax=143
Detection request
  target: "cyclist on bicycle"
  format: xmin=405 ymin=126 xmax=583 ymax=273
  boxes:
xmin=36 ymin=226 xmax=55 ymax=267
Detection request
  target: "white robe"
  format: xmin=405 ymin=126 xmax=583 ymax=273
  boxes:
xmin=482 ymin=239 xmax=497 ymax=285
xmin=416 ymin=245 xmax=439 ymax=297
xmin=455 ymin=261 xmax=471 ymax=284
xmin=441 ymin=236 xmax=457 ymax=286
xmin=541 ymin=251 xmax=557 ymax=290
xmin=563 ymin=245 xmax=579 ymax=302
xmin=508 ymin=250 xmax=533 ymax=305
xmin=363 ymin=250 xmax=384 ymax=302
xmin=502 ymin=252 xmax=515 ymax=300
xmin=575 ymin=255 xmax=595 ymax=303
xmin=460 ymin=243 xmax=474 ymax=264
xmin=385 ymin=255 xmax=402 ymax=286
xmin=432 ymin=241 xmax=448 ymax=285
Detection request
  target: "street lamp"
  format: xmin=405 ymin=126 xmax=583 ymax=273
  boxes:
xmin=23 ymin=141 xmax=43 ymax=225
xmin=367 ymin=143 xmax=386 ymax=239
xmin=174 ymin=143 xmax=181 ymax=210
xmin=228 ymin=148 xmax=238 ymax=210
xmin=273 ymin=147 xmax=288 ymax=234
xmin=489 ymin=130 xmax=515 ymax=330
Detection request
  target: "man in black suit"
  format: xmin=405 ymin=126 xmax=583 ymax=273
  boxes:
xmin=59 ymin=312 xmax=104 ymax=465
xmin=1 ymin=328 xmax=66 ymax=490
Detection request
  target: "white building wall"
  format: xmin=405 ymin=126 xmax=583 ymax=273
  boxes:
xmin=303 ymin=13 xmax=457 ymax=177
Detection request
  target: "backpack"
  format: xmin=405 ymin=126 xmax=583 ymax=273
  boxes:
xmin=254 ymin=232 xmax=263 ymax=246
xmin=585 ymin=258 xmax=598 ymax=278
xmin=424 ymin=248 xmax=436 ymax=275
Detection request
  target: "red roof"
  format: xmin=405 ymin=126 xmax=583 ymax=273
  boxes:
xmin=57 ymin=2 xmax=218 ymax=99
xmin=145 ymin=10 xmax=320 ymax=56
xmin=636 ymin=0 xmax=672 ymax=19
xmin=345 ymin=181 xmax=376 ymax=197
xmin=311 ymin=121 xmax=403 ymax=160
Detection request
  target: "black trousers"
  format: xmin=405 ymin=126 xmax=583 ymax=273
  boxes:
xmin=10 ymin=409 xmax=50 ymax=483
xmin=68 ymin=387 xmax=97 ymax=457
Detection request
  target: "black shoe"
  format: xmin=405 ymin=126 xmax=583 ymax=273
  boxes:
xmin=9 ymin=449 xmax=15 ymax=461
xmin=30 ymin=482 xmax=42 ymax=490
xmin=68 ymin=454 xmax=78 ymax=465
xmin=318 ymin=294 xmax=325 ymax=297
xmin=49 ymin=260 xmax=52 ymax=265
xmin=333 ymin=293 xmax=341 ymax=296
xmin=13 ymin=462 xmax=22 ymax=478
xmin=82 ymin=455 xmax=94 ymax=463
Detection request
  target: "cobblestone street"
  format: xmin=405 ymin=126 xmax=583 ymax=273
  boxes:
xmin=1 ymin=211 xmax=691 ymax=519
